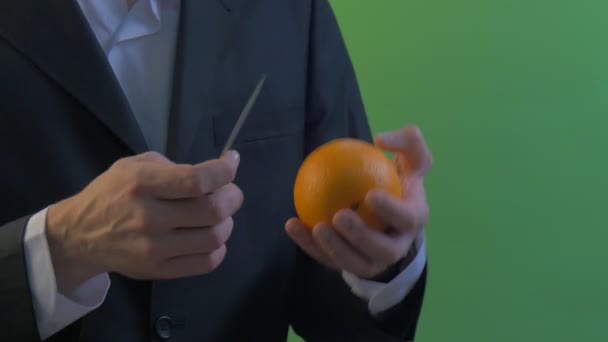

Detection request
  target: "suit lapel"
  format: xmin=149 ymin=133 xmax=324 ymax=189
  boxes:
xmin=0 ymin=0 xmax=148 ymax=154
xmin=167 ymin=0 xmax=244 ymax=161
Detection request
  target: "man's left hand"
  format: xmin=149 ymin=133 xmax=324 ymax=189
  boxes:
xmin=285 ymin=125 xmax=432 ymax=279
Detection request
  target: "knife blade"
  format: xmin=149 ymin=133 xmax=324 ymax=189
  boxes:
xmin=221 ymin=74 xmax=267 ymax=155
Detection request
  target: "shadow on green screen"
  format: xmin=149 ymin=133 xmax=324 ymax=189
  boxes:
xmin=290 ymin=0 xmax=608 ymax=341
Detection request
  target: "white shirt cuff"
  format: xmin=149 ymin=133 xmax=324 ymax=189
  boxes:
xmin=23 ymin=207 xmax=111 ymax=340
xmin=342 ymin=231 xmax=427 ymax=316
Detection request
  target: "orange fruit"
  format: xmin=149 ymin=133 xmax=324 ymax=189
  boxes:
xmin=293 ymin=138 xmax=402 ymax=231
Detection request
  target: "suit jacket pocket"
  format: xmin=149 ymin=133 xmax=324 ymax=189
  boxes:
xmin=212 ymin=107 xmax=304 ymax=147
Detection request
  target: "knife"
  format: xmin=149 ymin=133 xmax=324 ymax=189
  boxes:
xmin=221 ymin=74 xmax=267 ymax=155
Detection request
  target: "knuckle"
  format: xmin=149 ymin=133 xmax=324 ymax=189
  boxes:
xmin=182 ymin=166 xmax=205 ymax=196
xmin=225 ymin=216 xmax=235 ymax=231
xmin=132 ymin=209 xmax=154 ymax=231
xmin=140 ymin=239 xmax=159 ymax=260
xmin=208 ymin=249 xmax=227 ymax=270
xmin=143 ymin=151 xmax=164 ymax=160
xmin=208 ymin=196 xmax=230 ymax=222
xmin=207 ymin=171 xmax=226 ymax=190
xmin=208 ymin=218 xmax=233 ymax=248
xmin=125 ymin=167 xmax=147 ymax=196
xmin=125 ymin=180 xmax=142 ymax=197
xmin=112 ymin=157 xmax=130 ymax=171
xmin=209 ymin=161 xmax=233 ymax=188
xmin=138 ymin=151 xmax=169 ymax=164
xmin=199 ymin=247 xmax=227 ymax=274
xmin=232 ymin=185 xmax=244 ymax=208
xmin=227 ymin=184 xmax=244 ymax=208
xmin=206 ymin=229 xmax=225 ymax=249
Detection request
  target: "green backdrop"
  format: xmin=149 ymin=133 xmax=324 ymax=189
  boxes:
xmin=290 ymin=0 xmax=608 ymax=341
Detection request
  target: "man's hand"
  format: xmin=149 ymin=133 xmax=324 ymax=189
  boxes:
xmin=46 ymin=151 xmax=243 ymax=294
xmin=286 ymin=126 xmax=432 ymax=279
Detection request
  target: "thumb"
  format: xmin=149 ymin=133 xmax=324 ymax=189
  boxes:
xmin=133 ymin=151 xmax=174 ymax=164
xmin=219 ymin=149 xmax=241 ymax=176
xmin=374 ymin=126 xmax=418 ymax=152
xmin=375 ymin=126 xmax=432 ymax=178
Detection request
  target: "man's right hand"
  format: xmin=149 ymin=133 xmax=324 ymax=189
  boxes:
xmin=46 ymin=151 xmax=243 ymax=295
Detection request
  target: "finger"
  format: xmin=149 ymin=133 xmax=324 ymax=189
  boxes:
xmin=365 ymin=183 xmax=429 ymax=233
xmin=132 ymin=151 xmax=173 ymax=163
xmin=160 ymin=245 xmax=227 ymax=279
xmin=332 ymin=210 xmax=410 ymax=265
xmin=190 ymin=150 xmax=241 ymax=194
xmin=312 ymin=224 xmax=379 ymax=277
xmin=374 ymin=126 xmax=433 ymax=178
xmin=285 ymin=218 xmax=336 ymax=269
xmin=149 ymin=183 xmax=243 ymax=228
xmin=175 ymin=183 xmax=243 ymax=227
xmin=136 ymin=150 xmax=240 ymax=199
xmin=160 ymin=218 xmax=234 ymax=258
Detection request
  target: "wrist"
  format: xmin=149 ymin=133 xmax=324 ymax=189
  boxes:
xmin=368 ymin=260 xmax=405 ymax=283
xmin=46 ymin=197 xmax=106 ymax=295
xmin=367 ymin=242 xmax=418 ymax=283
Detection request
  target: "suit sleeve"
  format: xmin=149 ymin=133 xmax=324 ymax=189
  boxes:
xmin=0 ymin=215 xmax=44 ymax=341
xmin=289 ymin=1 xmax=427 ymax=341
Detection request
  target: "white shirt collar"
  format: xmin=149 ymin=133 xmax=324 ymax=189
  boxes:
xmin=77 ymin=0 xmax=166 ymax=53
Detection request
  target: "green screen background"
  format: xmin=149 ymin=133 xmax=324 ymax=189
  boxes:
xmin=290 ymin=0 xmax=608 ymax=341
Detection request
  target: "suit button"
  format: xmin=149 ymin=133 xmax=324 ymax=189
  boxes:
xmin=155 ymin=316 xmax=172 ymax=339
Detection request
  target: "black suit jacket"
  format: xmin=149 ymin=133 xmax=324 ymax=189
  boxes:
xmin=0 ymin=0 xmax=426 ymax=341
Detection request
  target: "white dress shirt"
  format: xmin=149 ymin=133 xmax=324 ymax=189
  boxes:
xmin=22 ymin=0 xmax=427 ymax=339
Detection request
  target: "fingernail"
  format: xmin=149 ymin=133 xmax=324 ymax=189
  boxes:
xmin=377 ymin=131 xmax=407 ymax=148
xmin=376 ymin=132 xmax=393 ymax=142
xmin=231 ymin=150 xmax=240 ymax=161
xmin=223 ymin=150 xmax=240 ymax=162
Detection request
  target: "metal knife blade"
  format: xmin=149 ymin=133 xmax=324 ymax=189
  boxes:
xmin=221 ymin=74 xmax=267 ymax=155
